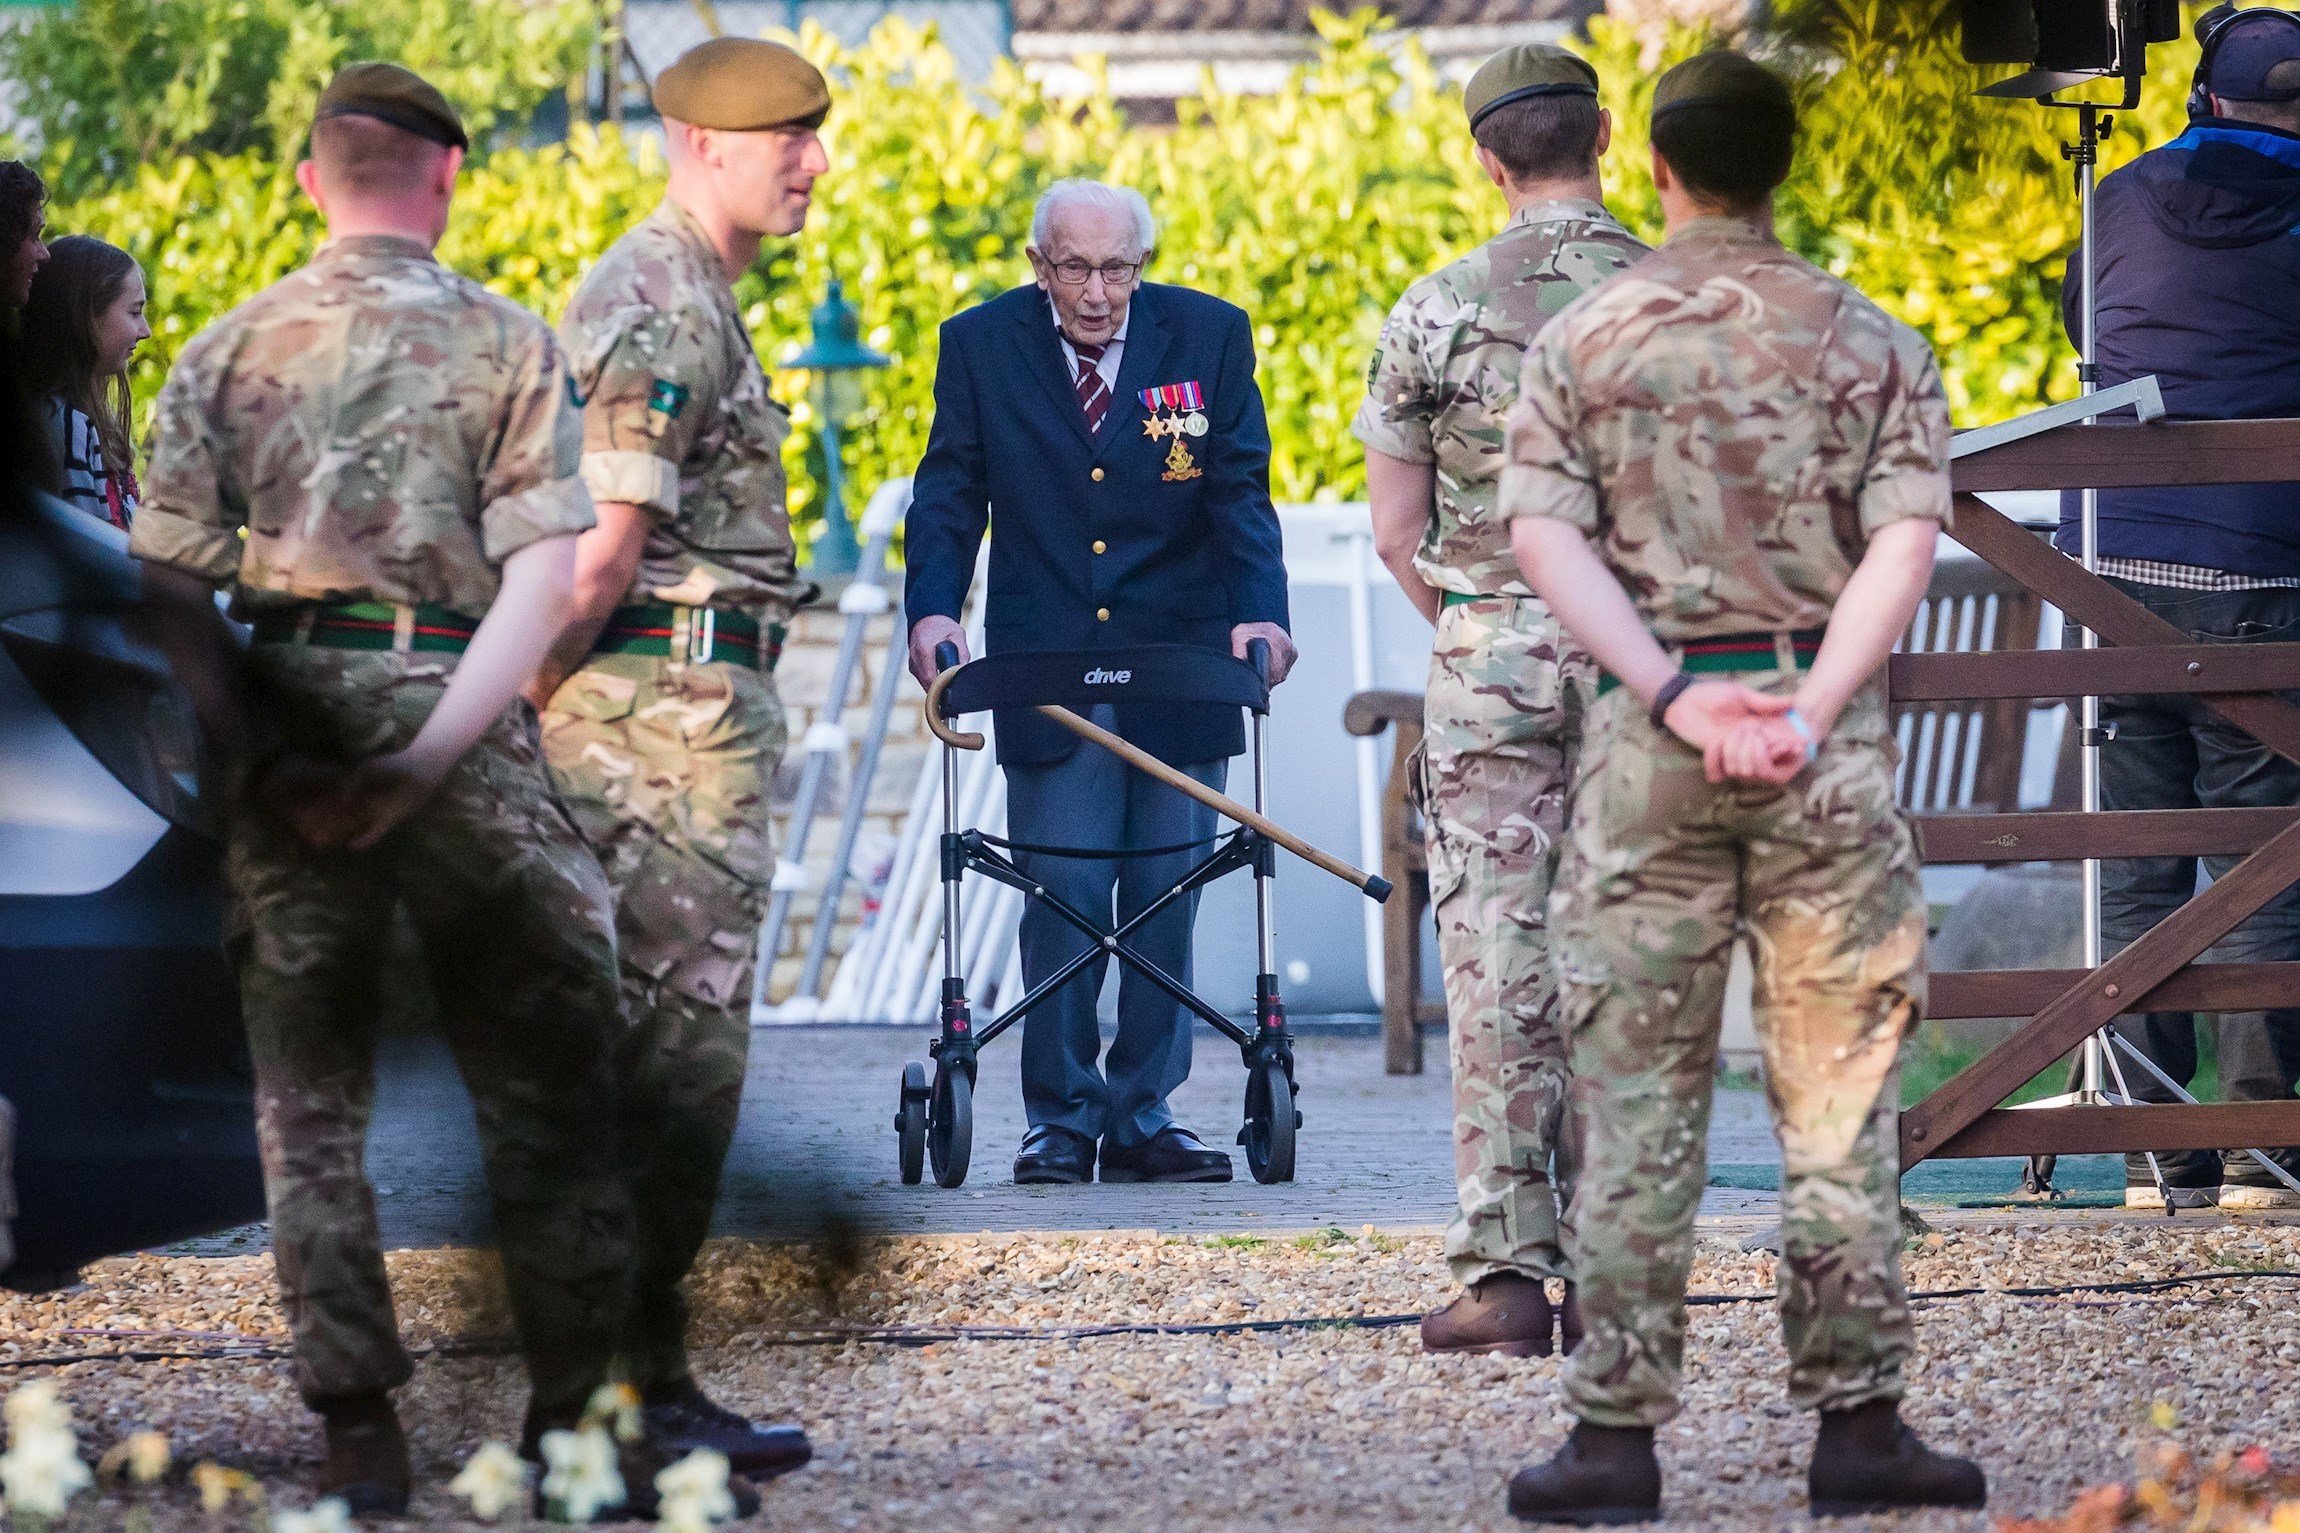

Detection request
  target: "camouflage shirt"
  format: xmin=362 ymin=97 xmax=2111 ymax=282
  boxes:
xmin=559 ymin=198 xmax=811 ymax=623
xmin=1500 ymin=217 xmax=1951 ymax=639
xmin=1354 ymin=198 xmax=1647 ymax=597
xmin=134 ymin=235 xmax=593 ymax=617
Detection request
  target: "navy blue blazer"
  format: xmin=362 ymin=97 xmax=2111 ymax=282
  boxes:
xmin=904 ymin=281 xmax=1289 ymax=766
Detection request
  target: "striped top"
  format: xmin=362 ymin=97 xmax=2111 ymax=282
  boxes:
xmin=42 ymin=396 xmax=137 ymax=530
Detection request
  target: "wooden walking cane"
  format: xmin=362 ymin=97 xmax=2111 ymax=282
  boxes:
xmin=923 ymin=667 xmax=1393 ymax=903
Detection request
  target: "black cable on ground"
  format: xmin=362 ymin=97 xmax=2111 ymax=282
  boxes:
xmin=5 ymin=1268 xmax=2297 ymax=1369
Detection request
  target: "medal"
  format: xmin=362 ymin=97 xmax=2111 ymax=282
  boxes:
xmin=1139 ymin=382 xmax=1207 ymax=481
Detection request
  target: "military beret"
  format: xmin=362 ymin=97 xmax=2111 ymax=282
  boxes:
xmin=1464 ymin=43 xmax=1600 ymax=130
xmin=1650 ymin=50 xmax=1794 ymax=125
xmin=654 ymin=38 xmax=831 ymax=132
xmin=314 ymin=62 xmax=467 ymax=151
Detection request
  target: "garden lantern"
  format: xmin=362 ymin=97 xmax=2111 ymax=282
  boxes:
xmin=782 ymin=279 xmax=891 ymax=578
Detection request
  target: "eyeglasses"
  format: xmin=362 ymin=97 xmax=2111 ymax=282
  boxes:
xmin=1046 ymin=258 xmax=1142 ymax=287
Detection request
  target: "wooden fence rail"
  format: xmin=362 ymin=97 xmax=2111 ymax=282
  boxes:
xmin=1900 ymin=416 xmax=2300 ymax=1169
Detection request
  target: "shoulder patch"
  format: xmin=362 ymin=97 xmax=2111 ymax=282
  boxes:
xmin=648 ymin=379 xmax=690 ymax=419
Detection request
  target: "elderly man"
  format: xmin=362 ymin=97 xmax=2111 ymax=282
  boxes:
xmin=905 ymin=179 xmax=1292 ymax=1186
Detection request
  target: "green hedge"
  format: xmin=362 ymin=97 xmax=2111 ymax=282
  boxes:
xmin=35 ymin=7 xmax=2203 ymax=548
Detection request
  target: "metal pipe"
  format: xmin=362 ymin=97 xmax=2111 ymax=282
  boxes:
xmin=1254 ymin=712 xmax=1276 ymax=976
xmin=2076 ymin=102 xmax=2108 ymax=1104
xmin=793 ymin=598 xmax=909 ymax=1003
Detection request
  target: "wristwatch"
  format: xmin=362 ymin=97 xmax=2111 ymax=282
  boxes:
xmin=1649 ymin=672 xmax=1693 ymax=732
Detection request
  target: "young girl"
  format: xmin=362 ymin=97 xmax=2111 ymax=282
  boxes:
xmin=24 ymin=234 xmax=149 ymax=529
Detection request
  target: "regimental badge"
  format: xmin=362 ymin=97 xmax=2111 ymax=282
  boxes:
xmin=1141 ymin=381 xmax=1206 ymax=482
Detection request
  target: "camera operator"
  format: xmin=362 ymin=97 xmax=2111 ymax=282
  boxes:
xmin=2061 ymin=4 xmax=2300 ymax=1211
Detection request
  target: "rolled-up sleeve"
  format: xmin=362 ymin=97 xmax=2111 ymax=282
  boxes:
xmin=1349 ymin=297 xmax=1438 ymax=464
xmin=478 ymin=328 xmax=596 ymax=564
xmin=1499 ymin=331 xmax=1600 ymax=533
xmin=1858 ymin=333 xmax=1954 ymax=534
xmin=571 ymin=307 xmax=708 ymax=520
xmin=131 ymin=344 xmax=244 ymax=583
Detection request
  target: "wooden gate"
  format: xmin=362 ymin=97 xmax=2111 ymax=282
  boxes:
xmin=1899 ymin=417 xmax=2300 ymax=1167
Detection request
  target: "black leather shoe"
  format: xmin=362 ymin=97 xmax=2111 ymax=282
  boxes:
xmin=642 ymin=1380 xmax=813 ymax=1479
xmin=1809 ymin=1400 xmax=1985 ymax=1517
xmin=1014 ymin=1125 xmax=1096 ymax=1185
xmin=317 ymin=1392 xmax=410 ymax=1516
xmin=1508 ymin=1423 xmax=1661 ymax=1526
xmin=1100 ymin=1126 xmax=1233 ymax=1183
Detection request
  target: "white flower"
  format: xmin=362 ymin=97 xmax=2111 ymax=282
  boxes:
xmin=125 ymin=1429 xmax=171 ymax=1485
xmin=539 ymin=1425 xmax=625 ymax=1523
xmin=2 ymin=1382 xmax=70 ymax=1439
xmin=449 ymin=1441 xmax=530 ymax=1522
xmin=0 ymin=1427 xmax=92 ymax=1518
xmin=654 ymin=1448 xmax=735 ymax=1526
xmin=580 ymin=1382 xmax=643 ymax=1444
xmin=271 ymin=1495 xmax=354 ymax=1533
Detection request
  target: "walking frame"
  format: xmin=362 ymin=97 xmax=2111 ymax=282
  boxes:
xmin=896 ymin=639 xmax=1391 ymax=1189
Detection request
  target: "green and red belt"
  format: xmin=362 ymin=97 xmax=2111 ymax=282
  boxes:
xmin=249 ymin=600 xmax=783 ymax=671
xmin=1595 ymin=629 xmax=1825 ymax=696
xmin=248 ymin=602 xmax=480 ymax=652
xmin=591 ymin=602 xmax=783 ymax=669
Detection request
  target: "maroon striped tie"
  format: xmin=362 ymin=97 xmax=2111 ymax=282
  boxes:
xmin=1071 ymin=340 xmax=1110 ymax=433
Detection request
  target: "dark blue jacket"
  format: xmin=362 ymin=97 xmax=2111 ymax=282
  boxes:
xmin=2057 ymin=123 xmax=2300 ymax=576
xmin=904 ymin=281 xmax=1289 ymax=766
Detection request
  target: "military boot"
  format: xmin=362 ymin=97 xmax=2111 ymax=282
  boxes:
xmin=1808 ymin=1400 xmax=1986 ymax=1517
xmin=1421 ymin=1272 xmax=1554 ymax=1357
xmin=1558 ymin=1283 xmax=1584 ymax=1356
xmin=1508 ymin=1423 xmax=1661 ymax=1525
xmin=318 ymin=1392 xmax=411 ymax=1516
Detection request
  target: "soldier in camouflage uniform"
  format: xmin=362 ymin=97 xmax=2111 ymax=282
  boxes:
xmin=1498 ymin=54 xmax=1987 ymax=1524
xmin=528 ymin=37 xmax=825 ymax=1477
xmin=1354 ymin=43 xmax=1645 ymax=1360
xmin=131 ymin=65 xmax=634 ymax=1514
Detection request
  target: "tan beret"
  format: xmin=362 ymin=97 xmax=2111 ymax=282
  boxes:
xmin=314 ymin=61 xmax=467 ymax=150
xmin=654 ymin=38 xmax=831 ymax=132
xmin=1463 ymin=43 xmax=1599 ymax=131
xmin=1650 ymin=50 xmax=1794 ymax=126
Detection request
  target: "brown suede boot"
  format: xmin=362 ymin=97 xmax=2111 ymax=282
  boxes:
xmin=318 ymin=1393 xmax=410 ymax=1516
xmin=1420 ymin=1272 xmax=1555 ymax=1357
xmin=1558 ymin=1283 xmax=1584 ymax=1356
xmin=1809 ymin=1400 xmax=1986 ymax=1518
xmin=1507 ymin=1423 xmax=1661 ymax=1526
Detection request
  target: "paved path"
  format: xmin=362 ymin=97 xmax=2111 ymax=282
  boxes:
xmin=181 ymin=1024 xmax=2101 ymax=1256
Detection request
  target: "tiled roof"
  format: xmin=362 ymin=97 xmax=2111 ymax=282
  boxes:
xmin=1013 ymin=0 xmax=1594 ymax=32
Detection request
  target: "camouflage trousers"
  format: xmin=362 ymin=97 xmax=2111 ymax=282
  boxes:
xmin=541 ymin=651 xmax=787 ymax=1390
xmin=1554 ymin=678 xmax=1924 ymax=1427
xmin=1420 ymin=594 xmax=1592 ymax=1286
xmin=229 ymin=647 xmax=632 ymax=1430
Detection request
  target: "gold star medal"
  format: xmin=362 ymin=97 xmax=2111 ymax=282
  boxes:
xmin=1143 ymin=382 xmax=1203 ymax=482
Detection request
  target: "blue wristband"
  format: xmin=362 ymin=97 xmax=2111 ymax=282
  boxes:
xmin=1783 ymin=707 xmax=1820 ymax=763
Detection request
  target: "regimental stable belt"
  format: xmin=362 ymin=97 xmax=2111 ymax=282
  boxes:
xmin=249 ymin=600 xmax=783 ymax=671
xmin=591 ymin=603 xmax=783 ymax=670
xmin=1594 ymin=629 xmax=1826 ymax=696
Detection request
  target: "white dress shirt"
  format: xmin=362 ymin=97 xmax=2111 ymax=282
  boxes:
xmin=1049 ymin=293 xmax=1128 ymax=393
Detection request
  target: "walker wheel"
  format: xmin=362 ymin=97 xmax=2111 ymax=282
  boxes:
xmin=895 ymin=1061 xmax=929 ymax=1185
xmin=1242 ymin=1055 xmax=1297 ymax=1184
xmin=929 ymin=1059 xmax=973 ymax=1189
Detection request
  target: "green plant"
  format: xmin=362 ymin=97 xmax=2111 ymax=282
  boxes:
xmin=2 ymin=0 xmax=596 ymax=198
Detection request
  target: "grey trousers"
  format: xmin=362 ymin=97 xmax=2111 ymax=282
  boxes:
xmin=1002 ymin=710 xmax=1225 ymax=1148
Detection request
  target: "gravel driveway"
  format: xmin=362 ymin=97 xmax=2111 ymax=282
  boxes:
xmin=6 ymin=1218 xmax=2297 ymax=1530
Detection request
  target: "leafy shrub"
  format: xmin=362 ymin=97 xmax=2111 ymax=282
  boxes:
xmin=32 ymin=5 xmax=2206 ymax=546
xmin=2 ymin=0 xmax=596 ymax=198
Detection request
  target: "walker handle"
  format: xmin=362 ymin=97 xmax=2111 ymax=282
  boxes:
xmin=935 ymin=640 xmax=960 ymax=674
xmin=1246 ymin=637 xmax=1271 ymax=690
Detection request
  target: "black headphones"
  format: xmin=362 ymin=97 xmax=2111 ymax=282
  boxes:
xmin=2190 ymin=3 xmax=2300 ymax=119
